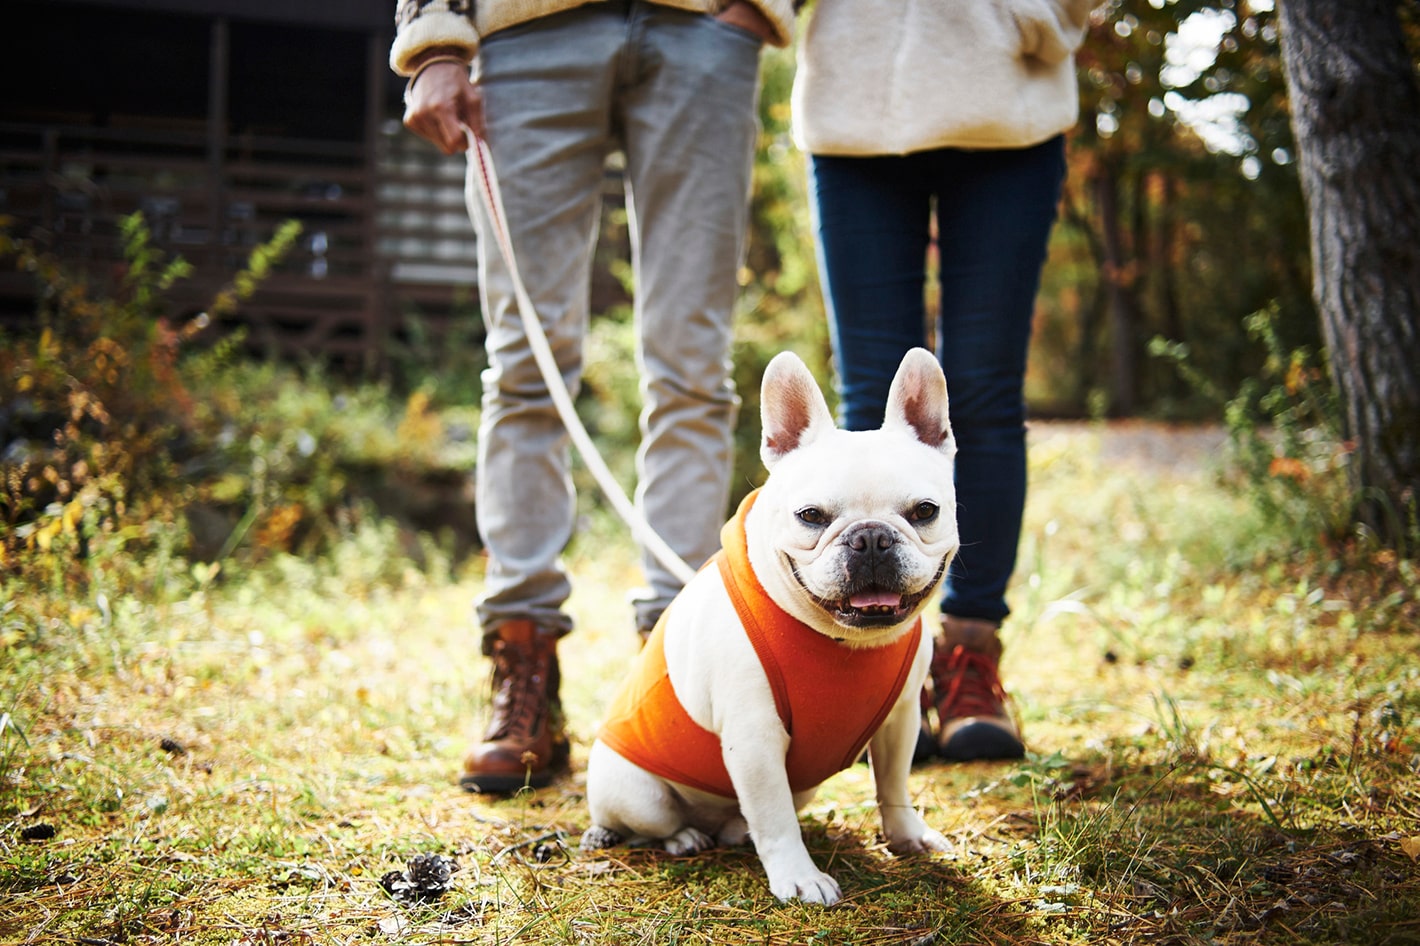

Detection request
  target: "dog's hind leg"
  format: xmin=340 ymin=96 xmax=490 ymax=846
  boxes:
xmin=579 ymin=825 xmax=624 ymax=851
xmin=583 ymin=741 xmax=691 ymax=849
xmin=663 ymin=827 xmax=715 ymax=855
xmin=716 ymin=814 xmax=749 ymax=846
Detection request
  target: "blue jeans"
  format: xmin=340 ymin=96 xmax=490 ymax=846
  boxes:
xmin=809 ymin=137 xmax=1066 ymax=624
xmin=471 ymin=4 xmax=762 ymax=644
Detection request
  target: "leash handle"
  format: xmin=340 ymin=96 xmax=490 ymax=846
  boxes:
xmin=463 ymin=128 xmax=698 ymax=587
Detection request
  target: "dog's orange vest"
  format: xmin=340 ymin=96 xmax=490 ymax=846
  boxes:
xmin=598 ymin=490 xmax=923 ymax=799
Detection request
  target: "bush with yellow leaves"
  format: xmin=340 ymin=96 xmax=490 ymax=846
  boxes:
xmin=0 ymin=213 xmax=299 ymax=585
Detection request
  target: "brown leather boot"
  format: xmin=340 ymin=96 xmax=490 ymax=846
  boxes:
xmin=460 ymin=620 xmax=569 ymax=793
xmin=929 ymin=615 xmax=1024 ymax=761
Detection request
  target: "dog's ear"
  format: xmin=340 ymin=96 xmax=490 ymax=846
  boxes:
xmin=760 ymin=351 xmax=835 ymax=469
xmin=883 ymin=348 xmax=953 ymax=453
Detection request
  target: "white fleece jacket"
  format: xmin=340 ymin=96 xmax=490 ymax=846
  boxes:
xmin=791 ymin=0 xmax=1093 ymax=155
xmin=391 ymin=0 xmax=798 ymax=74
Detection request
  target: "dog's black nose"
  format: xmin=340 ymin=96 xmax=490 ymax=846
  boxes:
xmin=843 ymin=522 xmax=897 ymax=553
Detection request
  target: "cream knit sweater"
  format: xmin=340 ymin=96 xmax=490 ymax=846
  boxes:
xmin=791 ymin=0 xmax=1092 ymax=155
xmin=391 ymin=0 xmax=797 ymax=74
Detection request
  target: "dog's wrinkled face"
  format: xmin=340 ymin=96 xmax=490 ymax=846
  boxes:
xmin=747 ymin=349 xmax=959 ymax=647
xmin=781 ymin=477 xmax=952 ymax=630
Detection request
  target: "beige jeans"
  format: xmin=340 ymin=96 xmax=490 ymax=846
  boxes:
xmin=468 ymin=2 xmax=763 ymax=645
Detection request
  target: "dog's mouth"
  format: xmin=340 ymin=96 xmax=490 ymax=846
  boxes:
xmin=791 ymin=557 xmax=949 ymax=630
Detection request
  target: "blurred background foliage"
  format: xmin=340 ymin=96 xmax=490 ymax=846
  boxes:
xmin=3 ymin=0 xmax=1415 ymax=592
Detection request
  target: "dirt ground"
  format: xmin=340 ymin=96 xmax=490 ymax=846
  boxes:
xmin=1031 ymin=419 xmax=1230 ymax=473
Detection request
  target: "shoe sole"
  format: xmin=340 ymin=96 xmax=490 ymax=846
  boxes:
xmin=938 ymin=723 xmax=1025 ymax=761
xmin=459 ymin=771 xmax=554 ymax=794
xmin=459 ymin=739 xmax=570 ymax=794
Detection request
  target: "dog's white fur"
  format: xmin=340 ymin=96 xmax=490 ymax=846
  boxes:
xmin=581 ymin=349 xmax=958 ymax=905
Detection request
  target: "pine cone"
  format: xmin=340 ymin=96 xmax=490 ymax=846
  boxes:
xmin=380 ymin=853 xmax=459 ymax=902
xmin=407 ymin=853 xmax=457 ymax=893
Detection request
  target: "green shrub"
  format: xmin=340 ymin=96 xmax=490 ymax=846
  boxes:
xmin=1151 ymin=303 xmax=1350 ymax=549
xmin=0 ymin=213 xmax=299 ymax=586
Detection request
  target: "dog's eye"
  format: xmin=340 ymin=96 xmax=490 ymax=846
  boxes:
xmin=908 ymin=501 xmax=939 ymax=523
xmin=796 ymin=506 xmax=829 ymax=527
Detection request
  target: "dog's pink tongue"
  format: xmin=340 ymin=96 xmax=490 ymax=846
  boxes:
xmin=850 ymin=591 xmax=903 ymax=609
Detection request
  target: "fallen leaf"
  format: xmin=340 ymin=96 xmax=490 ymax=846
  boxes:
xmin=1268 ymin=456 xmax=1310 ymax=481
xmin=1400 ymin=836 xmax=1420 ymax=862
xmin=378 ymin=915 xmax=410 ymax=937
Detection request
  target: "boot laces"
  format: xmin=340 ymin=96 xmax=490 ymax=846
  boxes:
xmin=486 ymin=641 xmax=548 ymax=742
xmin=934 ymin=644 xmax=1009 ymax=721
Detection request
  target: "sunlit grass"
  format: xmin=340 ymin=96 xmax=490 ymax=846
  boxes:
xmin=2 ymin=422 xmax=1417 ymax=945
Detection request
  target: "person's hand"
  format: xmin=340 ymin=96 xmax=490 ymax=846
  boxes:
xmin=714 ymin=0 xmax=776 ymax=43
xmin=403 ymin=52 xmax=483 ymax=154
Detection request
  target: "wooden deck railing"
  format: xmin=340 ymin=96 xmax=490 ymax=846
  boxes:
xmin=0 ymin=119 xmax=481 ymax=365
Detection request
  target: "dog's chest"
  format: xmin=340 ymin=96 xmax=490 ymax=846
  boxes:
xmin=733 ymin=601 xmax=923 ymax=792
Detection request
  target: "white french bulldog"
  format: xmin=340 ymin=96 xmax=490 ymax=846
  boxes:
xmin=580 ymin=348 xmax=958 ymax=906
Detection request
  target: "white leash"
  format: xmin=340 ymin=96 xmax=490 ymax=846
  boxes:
xmin=463 ymin=128 xmax=698 ymax=586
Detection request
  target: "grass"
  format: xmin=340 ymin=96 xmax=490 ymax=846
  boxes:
xmin=3 ymin=420 xmax=1419 ymax=945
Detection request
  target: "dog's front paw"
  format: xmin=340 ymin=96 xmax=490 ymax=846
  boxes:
xmin=770 ymin=869 xmax=842 ymax=906
xmin=580 ymin=825 xmax=624 ymax=851
xmin=886 ymin=828 xmax=950 ymax=856
xmin=663 ymin=827 xmax=715 ymax=856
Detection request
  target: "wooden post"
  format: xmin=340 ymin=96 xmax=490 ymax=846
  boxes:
xmin=364 ymin=30 xmax=390 ymax=373
xmin=206 ymin=16 xmax=229 ymax=275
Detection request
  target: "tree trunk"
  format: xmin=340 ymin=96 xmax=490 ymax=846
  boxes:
xmin=1093 ymin=160 xmax=1138 ymax=416
xmin=1278 ymin=0 xmax=1420 ymax=544
xmin=1061 ymin=195 xmax=1106 ymax=414
xmin=1154 ymin=173 xmax=1185 ymax=404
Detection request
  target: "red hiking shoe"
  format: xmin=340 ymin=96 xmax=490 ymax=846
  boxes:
xmin=929 ymin=616 xmax=1024 ymax=761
